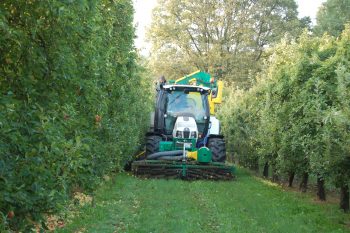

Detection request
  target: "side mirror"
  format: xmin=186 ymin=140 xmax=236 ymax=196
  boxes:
xmin=211 ymin=87 xmax=218 ymax=98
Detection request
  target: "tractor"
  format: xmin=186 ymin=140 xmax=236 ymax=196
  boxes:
xmin=132 ymin=71 xmax=234 ymax=180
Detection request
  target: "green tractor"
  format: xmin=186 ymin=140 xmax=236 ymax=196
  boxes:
xmin=132 ymin=71 xmax=234 ymax=180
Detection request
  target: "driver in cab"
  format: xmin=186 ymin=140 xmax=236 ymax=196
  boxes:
xmin=167 ymin=94 xmax=194 ymax=114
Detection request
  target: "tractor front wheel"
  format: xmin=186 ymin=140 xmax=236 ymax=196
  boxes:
xmin=146 ymin=135 xmax=162 ymax=156
xmin=208 ymin=137 xmax=226 ymax=162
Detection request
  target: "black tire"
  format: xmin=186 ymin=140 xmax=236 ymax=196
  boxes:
xmin=208 ymin=137 xmax=226 ymax=162
xmin=146 ymin=135 xmax=162 ymax=156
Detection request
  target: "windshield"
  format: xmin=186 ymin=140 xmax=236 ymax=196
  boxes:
xmin=165 ymin=91 xmax=208 ymax=135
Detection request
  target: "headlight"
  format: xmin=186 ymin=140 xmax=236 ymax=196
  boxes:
xmin=176 ymin=130 xmax=182 ymax=138
xmin=191 ymin=131 xmax=197 ymax=138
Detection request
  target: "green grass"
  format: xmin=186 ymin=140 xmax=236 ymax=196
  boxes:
xmin=57 ymin=168 xmax=349 ymax=233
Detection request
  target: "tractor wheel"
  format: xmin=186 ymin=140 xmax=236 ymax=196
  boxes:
xmin=146 ymin=135 xmax=162 ymax=156
xmin=208 ymin=137 xmax=226 ymax=162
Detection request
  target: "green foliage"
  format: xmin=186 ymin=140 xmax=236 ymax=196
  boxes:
xmin=0 ymin=0 xmax=151 ymax=230
xmin=314 ymin=0 xmax=350 ymax=37
xmin=147 ymin=0 xmax=308 ymax=88
xmin=220 ymin=26 xmax=350 ymax=199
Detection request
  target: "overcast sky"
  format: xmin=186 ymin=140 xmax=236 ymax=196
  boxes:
xmin=133 ymin=0 xmax=327 ymax=54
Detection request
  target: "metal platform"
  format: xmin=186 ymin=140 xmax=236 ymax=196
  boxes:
xmin=132 ymin=160 xmax=235 ymax=180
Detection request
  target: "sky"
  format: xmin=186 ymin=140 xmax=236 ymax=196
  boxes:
xmin=133 ymin=0 xmax=327 ymax=54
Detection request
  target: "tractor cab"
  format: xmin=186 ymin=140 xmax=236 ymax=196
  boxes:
xmin=162 ymin=85 xmax=210 ymax=139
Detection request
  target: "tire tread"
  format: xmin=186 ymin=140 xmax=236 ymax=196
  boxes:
xmin=208 ymin=138 xmax=226 ymax=162
xmin=146 ymin=135 xmax=162 ymax=156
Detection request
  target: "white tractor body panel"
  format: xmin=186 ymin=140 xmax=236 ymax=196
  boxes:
xmin=172 ymin=116 xmax=198 ymax=139
xmin=209 ymin=116 xmax=220 ymax=135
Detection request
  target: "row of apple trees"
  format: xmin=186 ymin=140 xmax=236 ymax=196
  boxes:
xmin=0 ymin=0 xmax=151 ymax=231
xmin=220 ymin=27 xmax=350 ymax=212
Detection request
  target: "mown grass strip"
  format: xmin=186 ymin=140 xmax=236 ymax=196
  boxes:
xmin=57 ymin=168 xmax=349 ymax=233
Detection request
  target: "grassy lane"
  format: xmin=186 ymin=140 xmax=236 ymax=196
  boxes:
xmin=57 ymin=169 xmax=349 ymax=233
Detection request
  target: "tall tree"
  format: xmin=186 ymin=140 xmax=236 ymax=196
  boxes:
xmin=147 ymin=0 xmax=307 ymax=87
xmin=314 ymin=0 xmax=350 ymax=37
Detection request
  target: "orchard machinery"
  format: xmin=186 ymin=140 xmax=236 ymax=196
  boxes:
xmin=132 ymin=71 xmax=234 ymax=180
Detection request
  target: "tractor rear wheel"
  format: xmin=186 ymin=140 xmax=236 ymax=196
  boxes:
xmin=146 ymin=135 xmax=162 ymax=156
xmin=208 ymin=137 xmax=226 ymax=162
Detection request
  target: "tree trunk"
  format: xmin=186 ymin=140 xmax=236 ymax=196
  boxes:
xmin=272 ymin=174 xmax=279 ymax=182
xmin=251 ymin=160 xmax=259 ymax=173
xmin=299 ymin=172 xmax=308 ymax=193
xmin=316 ymin=176 xmax=326 ymax=201
xmin=288 ymin=172 xmax=295 ymax=187
xmin=340 ymin=184 xmax=349 ymax=213
xmin=272 ymin=167 xmax=279 ymax=182
xmin=92 ymin=195 xmax=96 ymax=208
xmin=263 ymin=162 xmax=269 ymax=178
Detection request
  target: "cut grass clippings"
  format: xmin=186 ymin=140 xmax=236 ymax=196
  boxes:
xmin=56 ymin=168 xmax=350 ymax=233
